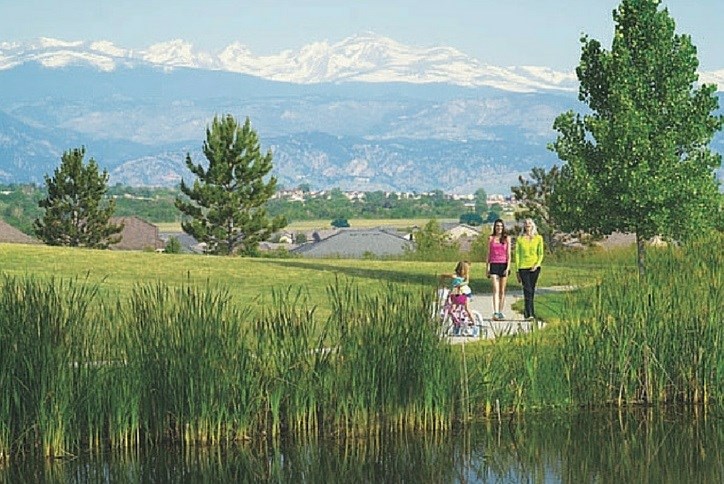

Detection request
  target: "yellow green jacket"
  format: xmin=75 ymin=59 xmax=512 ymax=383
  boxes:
xmin=515 ymin=235 xmax=544 ymax=269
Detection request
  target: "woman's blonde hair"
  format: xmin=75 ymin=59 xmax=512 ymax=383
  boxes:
xmin=524 ymin=218 xmax=538 ymax=236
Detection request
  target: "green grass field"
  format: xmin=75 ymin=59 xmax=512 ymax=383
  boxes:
xmin=0 ymin=243 xmax=593 ymax=317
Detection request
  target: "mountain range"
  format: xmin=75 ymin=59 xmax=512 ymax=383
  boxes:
xmin=0 ymin=34 xmax=722 ymax=193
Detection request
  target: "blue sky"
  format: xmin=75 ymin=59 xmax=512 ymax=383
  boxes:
xmin=2 ymin=0 xmax=722 ymax=71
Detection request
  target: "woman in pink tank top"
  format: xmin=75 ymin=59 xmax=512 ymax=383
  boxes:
xmin=486 ymin=219 xmax=511 ymax=320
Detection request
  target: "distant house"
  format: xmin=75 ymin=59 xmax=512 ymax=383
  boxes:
xmin=110 ymin=216 xmax=165 ymax=251
xmin=441 ymin=223 xmax=481 ymax=240
xmin=597 ymin=232 xmax=667 ymax=249
xmin=0 ymin=219 xmax=39 ymax=245
xmin=309 ymin=229 xmax=338 ymax=243
xmin=292 ymin=228 xmax=413 ymax=258
xmin=158 ymin=232 xmax=206 ymax=254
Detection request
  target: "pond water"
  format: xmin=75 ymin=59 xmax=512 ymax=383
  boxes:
xmin=2 ymin=408 xmax=721 ymax=482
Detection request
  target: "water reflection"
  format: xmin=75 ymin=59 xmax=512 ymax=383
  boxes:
xmin=2 ymin=408 xmax=721 ymax=482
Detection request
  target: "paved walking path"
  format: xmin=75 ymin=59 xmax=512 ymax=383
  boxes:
xmin=468 ymin=289 xmax=524 ymax=323
xmin=444 ymin=285 xmax=575 ymax=343
xmin=447 ymin=288 xmax=547 ymax=344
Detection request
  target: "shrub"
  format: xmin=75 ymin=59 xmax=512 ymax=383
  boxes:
xmin=164 ymin=237 xmax=182 ymax=254
xmin=331 ymin=218 xmax=350 ymax=228
xmin=459 ymin=213 xmax=483 ymax=226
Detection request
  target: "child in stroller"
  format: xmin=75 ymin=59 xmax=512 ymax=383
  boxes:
xmin=439 ymin=261 xmax=480 ymax=337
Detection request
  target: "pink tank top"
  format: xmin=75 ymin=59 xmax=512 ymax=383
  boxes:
xmin=488 ymin=237 xmax=509 ymax=263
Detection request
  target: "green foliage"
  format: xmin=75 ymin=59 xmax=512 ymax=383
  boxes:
xmin=511 ymin=165 xmax=560 ymax=247
xmin=257 ymin=247 xmax=300 ymax=259
xmin=474 ymin=187 xmax=488 ymax=213
xmin=34 ymin=147 xmax=122 ymax=248
xmin=484 ymin=211 xmax=500 ymax=224
xmin=0 ymin=184 xmax=44 ymax=234
xmin=164 ymin=236 xmax=182 ymax=254
xmin=468 ymin=233 xmax=489 ymax=262
xmin=176 ymin=115 xmax=286 ymax=255
xmin=0 ymin=278 xmax=461 ymax=453
xmin=109 ymin=185 xmax=180 ymax=222
xmin=550 ymin=0 xmax=723 ymax=272
xmin=459 ymin=212 xmax=483 ymax=226
xmin=267 ymin=190 xmax=468 ymax=221
xmin=330 ymin=217 xmax=350 ymax=228
xmin=558 ymin=232 xmax=723 ymax=405
xmin=410 ymin=219 xmax=460 ymax=261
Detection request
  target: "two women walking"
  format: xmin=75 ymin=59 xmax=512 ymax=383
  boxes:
xmin=486 ymin=217 xmax=544 ymax=321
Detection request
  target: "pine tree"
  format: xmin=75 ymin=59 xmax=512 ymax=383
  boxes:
xmin=34 ymin=147 xmax=122 ymax=248
xmin=175 ymin=115 xmax=286 ymax=255
xmin=511 ymin=165 xmax=560 ymax=248
xmin=550 ymin=0 xmax=722 ymax=274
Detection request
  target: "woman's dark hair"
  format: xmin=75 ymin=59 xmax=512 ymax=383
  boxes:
xmin=491 ymin=218 xmax=507 ymax=244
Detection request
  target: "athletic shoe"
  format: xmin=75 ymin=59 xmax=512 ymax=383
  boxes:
xmin=498 ymin=312 xmax=506 ymax=320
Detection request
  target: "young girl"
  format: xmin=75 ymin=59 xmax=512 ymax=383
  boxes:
xmin=440 ymin=260 xmax=474 ymax=323
xmin=487 ymin=219 xmax=511 ymax=320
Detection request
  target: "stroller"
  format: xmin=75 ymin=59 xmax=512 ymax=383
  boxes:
xmin=437 ymin=287 xmax=482 ymax=337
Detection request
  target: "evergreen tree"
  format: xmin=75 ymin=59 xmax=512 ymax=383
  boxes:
xmin=511 ymin=165 xmax=560 ymax=248
xmin=550 ymin=0 xmax=722 ymax=274
xmin=175 ymin=115 xmax=286 ymax=255
xmin=34 ymin=147 xmax=122 ymax=248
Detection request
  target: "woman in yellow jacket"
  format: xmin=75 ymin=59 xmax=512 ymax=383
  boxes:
xmin=515 ymin=218 xmax=544 ymax=320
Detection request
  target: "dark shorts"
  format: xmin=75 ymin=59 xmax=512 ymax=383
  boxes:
xmin=489 ymin=263 xmax=509 ymax=277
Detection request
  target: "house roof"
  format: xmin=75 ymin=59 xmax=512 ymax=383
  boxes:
xmin=440 ymin=222 xmax=481 ymax=234
xmin=159 ymin=232 xmax=204 ymax=253
xmin=292 ymin=227 xmax=412 ymax=258
xmin=109 ymin=216 xmax=164 ymax=251
xmin=0 ymin=219 xmax=39 ymax=244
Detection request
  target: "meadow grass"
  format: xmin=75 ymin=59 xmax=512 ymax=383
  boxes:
xmin=0 ymin=243 xmax=590 ymax=316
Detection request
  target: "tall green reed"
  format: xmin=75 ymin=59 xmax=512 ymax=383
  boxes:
xmin=253 ymin=286 xmax=332 ymax=437
xmin=329 ymin=282 xmax=461 ymax=433
xmin=0 ymin=275 xmax=99 ymax=457
xmin=120 ymin=282 xmax=258 ymax=445
xmin=559 ymin=233 xmax=723 ymax=405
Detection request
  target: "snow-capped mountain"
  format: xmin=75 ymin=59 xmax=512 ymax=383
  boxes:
xmin=0 ymin=33 xmax=579 ymax=92
xmin=1 ymin=33 xmax=722 ymax=192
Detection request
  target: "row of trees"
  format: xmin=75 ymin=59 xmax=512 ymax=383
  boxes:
xmin=266 ymin=189 xmax=481 ymax=221
xmin=2 ymin=183 xmax=499 ymax=236
xmin=25 ymin=115 xmax=495 ymax=254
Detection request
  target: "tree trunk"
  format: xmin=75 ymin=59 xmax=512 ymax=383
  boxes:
xmin=636 ymin=232 xmax=646 ymax=277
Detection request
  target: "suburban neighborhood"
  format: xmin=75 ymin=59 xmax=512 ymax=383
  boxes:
xmin=0 ymin=189 xmax=520 ymax=257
